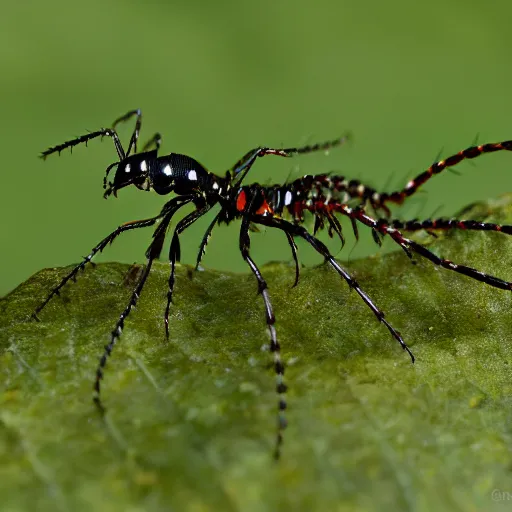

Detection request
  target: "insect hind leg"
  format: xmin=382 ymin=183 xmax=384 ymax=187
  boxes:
xmin=239 ymin=219 xmax=288 ymax=460
xmin=253 ymin=214 xmax=415 ymax=362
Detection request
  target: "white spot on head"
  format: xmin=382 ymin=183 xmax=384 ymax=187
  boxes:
xmin=357 ymin=184 xmax=365 ymax=194
xmin=188 ymin=170 xmax=197 ymax=181
xmin=163 ymin=164 xmax=173 ymax=176
xmin=140 ymin=160 xmax=147 ymax=172
xmin=212 ymin=182 xmax=219 ymax=190
xmin=284 ymin=191 xmax=293 ymax=206
xmin=125 ymin=163 xmax=131 ymax=173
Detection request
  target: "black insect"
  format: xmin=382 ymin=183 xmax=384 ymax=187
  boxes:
xmin=34 ymin=109 xmax=512 ymax=459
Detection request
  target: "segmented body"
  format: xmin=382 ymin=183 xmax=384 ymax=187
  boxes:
xmin=232 ymin=173 xmax=381 ymax=219
xmin=34 ymin=109 xmax=512 ymax=460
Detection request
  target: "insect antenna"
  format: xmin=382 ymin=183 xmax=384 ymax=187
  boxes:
xmin=40 ymin=129 xmax=125 ymax=161
xmin=111 ymin=109 xmax=143 ymax=156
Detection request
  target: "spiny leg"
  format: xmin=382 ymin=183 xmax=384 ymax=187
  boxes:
xmin=231 ymin=134 xmax=350 ymax=186
xmin=165 ymin=204 xmax=211 ymax=338
xmin=239 ymin=216 xmax=287 ymax=460
xmin=93 ymin=258 xmax=153 ymax=413
xmin=253 ymin=215 xmax=415 ymax=362
xmin=32 ymin=216 xmax=162 ymax=320
xmin=33 ymin=196 xmax=188 ymax=319
xmin=389 ymin=218 xmax=512 ymax=236
xmin=41 ymin=128 xmax=125 ymax=161
xmin=338 ymin=206 xmax=512 ymax=291
xmin=378 ymin=140 xmax=512 ymax=209
xmin=112 ymin=109 xmax=142 ymax=156
xmin=93 ymin=210 xmax=173 ymax=412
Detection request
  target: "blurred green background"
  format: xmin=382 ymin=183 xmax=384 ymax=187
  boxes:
xmin=2 ymin=0 xmax=512 ymax=297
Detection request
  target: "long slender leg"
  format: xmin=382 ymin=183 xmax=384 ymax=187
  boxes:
xmin=32 ymin=217 xmax=161 ymax=320
xmin=41 ymin=128 xmax=125 ymax=161
xmin=378 ymin=140 xmax=512 ymax=209
xmin=231 ymin=134 xmax=350 ymax=186
xmin=253 ymin=215 xmax=415 ymax=362
xmin=33 ymin=196 xmax=189 ymax=319
xmin=389 ymin=217 xmax=512 ymax=236
xmin=94 ymin=258 xmax=153 ymax=413
xmin=239 ymin=215 xmax=287 ymax=460
xmin=165 ymin=205 xmax=211 ymax=337
xmin=337 ymin=206 xmax=512 ymax=291
xmin=93 ymin=207 xmax=176 ymax=412
xmin=112 ymin=109 xmax=142 ymax=156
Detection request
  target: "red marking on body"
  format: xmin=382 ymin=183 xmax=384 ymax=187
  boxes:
xmin=256 ymin=200 xmax=273 ymax=215
xmin=236 ymin=190 xmax=247 ymax=211
xmin=312 ymin=200 xmax=335 ymax=213
xmin=292 ymin=200 xmax=304 ymax=220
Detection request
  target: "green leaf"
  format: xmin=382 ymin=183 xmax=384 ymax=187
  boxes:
xmin=2 ymin=196 xmax=512 ymax=512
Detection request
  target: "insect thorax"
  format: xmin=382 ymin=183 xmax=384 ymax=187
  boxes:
xmin=151 ymin=153 xmax=211 ymax=195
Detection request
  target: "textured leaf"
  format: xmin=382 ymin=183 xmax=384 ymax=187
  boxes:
xmin=2 ymin=197 xmax=512 ymax=511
